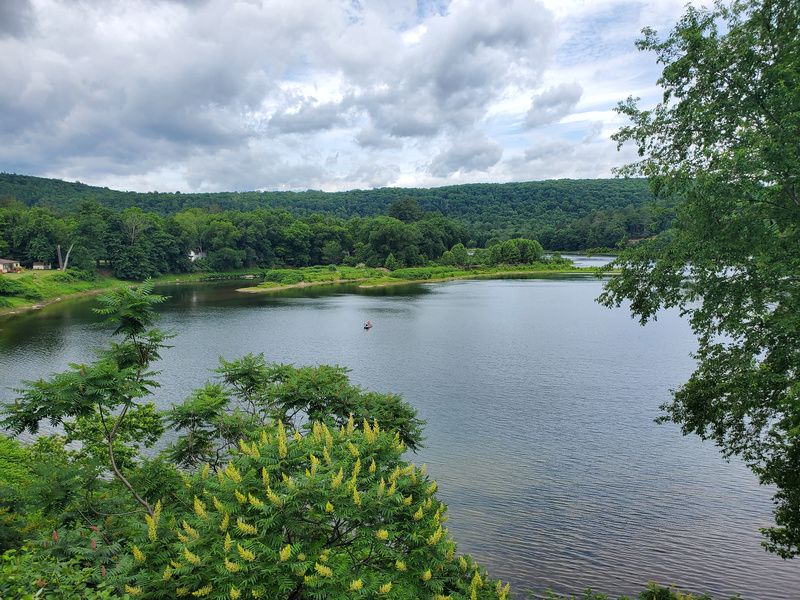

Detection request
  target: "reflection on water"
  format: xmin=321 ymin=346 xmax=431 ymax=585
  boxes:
xmin=1 ymin=275 xmax=797 ymax=599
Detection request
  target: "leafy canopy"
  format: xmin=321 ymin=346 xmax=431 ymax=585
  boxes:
xmin=600 ymin=0 xmax=800 ymax=557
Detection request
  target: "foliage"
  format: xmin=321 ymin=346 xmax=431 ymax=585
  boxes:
xmin=122 ymin=419 xmax=508 ymax=600
xmin=2 ymin=281 xmax=169 ymax=515
xmin=0 ymin=544 xmax=121 ymax=600
xmin=600 ymin=0 xmax=800 ymax=557
xmin=0 ymin=175 xmax=671 ymax=268
xmin=166 ymin=357 xmax=425 ymax=470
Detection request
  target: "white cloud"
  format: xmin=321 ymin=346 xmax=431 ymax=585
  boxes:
xmin=0 ymin=0 xmax=702 ymax=191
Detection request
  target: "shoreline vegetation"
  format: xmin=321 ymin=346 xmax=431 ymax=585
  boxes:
xmin=0 ymin=261 xmax=609 ymax=317
xmin=237 ymin=263 xmax=604 ymax=294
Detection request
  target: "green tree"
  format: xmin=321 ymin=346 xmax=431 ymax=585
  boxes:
xmin=2 ymin=282 xmax=168 ymax=516
xmin=387 ymin=197 xmax=424 ymax=222
xmin=600 ymin=0 xmax=800 ymax=557
xmin=121 ymin=419 xmax=509 ymax=600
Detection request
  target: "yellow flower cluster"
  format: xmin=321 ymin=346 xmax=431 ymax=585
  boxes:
xmin=224 ymin=558 xmax=240 ymax=573
xmin=309 ymin=454 xmax=319 ymax=477
xmin=331 ymin=467 xmax=344 ymax=489
xmin=347 ymin=441 xmax=360 ymax=457
xmin=349 ymin=579 xmax=364 ymax=591
xmin=426 ymin=481 xmax=438 ymax=495
xmin=362 ymin=418 xmax=380 ymax=443
xmin=262 ymin=467 xmax=270 ymax=489
xmin=237 ymin=543 xmax=255 ymax=562
xmin=124 ymin=584 xmax=142 ymax=596
xmin=267 ymin=487 xmax=282 ymax=507
xmin=314 ymin=563 xmax=333 ymax=577
xmin=162 ymin=566 xmax=173 ymax=581
xmin=144 ymin=500 xmax=162 ymax=542
xmin=376 ymin=529 xmax=389 ymax=540
xmin=471 ymin=571 xmax=483 ymax=589
xmin=353 ymin=486 xmax=362 ymax=506
xmin=236 ymin=517 xmax=257 ymax=535
xmin=225 ymin=463 xmax=243 ymax=484
xmin=239 ymin=439 xmax=260 ymax=458
xmin=413 ymin=507 xmax=424 ymax=521
xmin=325 ymin=501 xmax=334 ymax=513
xmin=277 ymin=421 xmax=288 ymax=459
xmin=395 ymin=559 xmax=407 ymax=571
xmin=183 ymin=547 xmax=201 ymax=566
xmin=182 ymin=520 xmax=199 ymax=540
xmin=279 ymin=544 xmax=292 ymax=561
xmin=224 ymin=532 xmax=232 ymax=552
xmin=347 ymin=413 xmax=355 ymax=434
xmin=496 ymin=581 xmax=510 ymax=600
xmin=220 ymin=512 xmax=230 ymax=532
xmin=194 ymin=496 xmax=207 ymax=519
xmin=378 ymin=582 xmax=393 ymax=595
xmin=192 ymin=584 xmax=213 ymax=597
xmin=200 ymin=463 xmax=210 ymax=480
xmin=421 ymin=569 xmax=432 ymax=582
xmin=132 ymin=544 xmax=145 ymax=563
xmin=351 ymin=457 xmax=361 ymax=486
xmin=427 ymin=525 xmax=443 ymax=546
xmin=230 ymin=587 xmax=241 ymax=599
xmin=235 ymin=489 xmax=247 ymax=504
xmin=369 ymin=458 xmax=377 ymax=474
xmin=248 ymin=493 xmax=264 ymax=509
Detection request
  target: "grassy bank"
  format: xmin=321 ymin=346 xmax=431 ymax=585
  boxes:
xmin=240 ymin=262 xmax=599 ymax=294
xmin=0 ymin=261 xmax=606 ymax=316
xmin=0 ymin=270 xmax=128 ymax=315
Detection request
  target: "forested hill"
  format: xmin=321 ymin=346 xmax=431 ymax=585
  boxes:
xmin=0 ymin=173 xmax=669 ymax=250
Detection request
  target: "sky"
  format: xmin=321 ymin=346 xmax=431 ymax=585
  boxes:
xmin=0 ymin=0 xmax=709 ymax=193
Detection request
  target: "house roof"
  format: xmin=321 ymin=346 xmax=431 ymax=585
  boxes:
xmin=0 ymin=258 xmax=20 ymax=264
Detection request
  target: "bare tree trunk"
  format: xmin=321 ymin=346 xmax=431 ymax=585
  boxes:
xmin=56 ymin=244 xmax=63 ymax=270
xmin=62 ymin=243 xmax=74 ymax=271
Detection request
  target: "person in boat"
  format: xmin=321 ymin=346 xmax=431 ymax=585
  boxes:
xmin=364 ymin=320 xmax=373 ymax=329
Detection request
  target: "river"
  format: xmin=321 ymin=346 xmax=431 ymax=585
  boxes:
xmin=0 ymin=268 xmax=797 ymax=598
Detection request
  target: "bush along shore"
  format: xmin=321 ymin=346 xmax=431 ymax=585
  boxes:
xmin=0 ymin=240 xmax=607 ymax=316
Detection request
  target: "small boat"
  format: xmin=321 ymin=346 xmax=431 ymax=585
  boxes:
xmin=363 ymin=320 xmax=373 ymax=330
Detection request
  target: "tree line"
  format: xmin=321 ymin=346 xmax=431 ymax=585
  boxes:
xmin=0 ymin=175 xmax=675 ymax=252
xmin=0 ymin=198 xmax=556 ymax=281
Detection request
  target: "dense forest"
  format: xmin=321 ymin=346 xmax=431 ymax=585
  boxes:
xmin=0 ymin=174 xmax=674 ymax=252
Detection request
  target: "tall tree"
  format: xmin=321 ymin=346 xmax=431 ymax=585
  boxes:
xmin=600 ymin=0 xmax=800 ymax=557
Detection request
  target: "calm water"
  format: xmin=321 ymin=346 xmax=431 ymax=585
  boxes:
xmin=1 ymin=272 xmax=797 ymax=599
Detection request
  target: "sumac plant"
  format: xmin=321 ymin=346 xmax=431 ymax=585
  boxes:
xmin=121 ymin=417 xmax=509 ymax=600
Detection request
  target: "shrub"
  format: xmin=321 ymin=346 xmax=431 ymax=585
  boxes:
xmin=122 ymin=419 xmax=508 ymax=600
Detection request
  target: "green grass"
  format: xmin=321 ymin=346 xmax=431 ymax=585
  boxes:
xmin=248 ymin=262 xmax=595 ymax=292
xmin=0 ymin=270 xmax=127 ymax=313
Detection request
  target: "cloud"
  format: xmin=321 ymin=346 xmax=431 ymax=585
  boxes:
xmin=269 ymin=101 xmax=347 ymax=135
xmin=0 ymin=0 xmax=34 ymax=38
xmin=0 ymin=0 xmax=692 ymax=191
xmin=428 ymin=132 xmax=503 ymax=177
xmin=525 ymin=82 xmax=583 ymax=128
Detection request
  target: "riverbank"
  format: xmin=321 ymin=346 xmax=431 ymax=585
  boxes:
xmin=0 ymin=261 xmax=611 ymax=317
xmin=0 ymin=270 xmax=129 ymax=316
xmin=238 ymin=263 xmax=604 ymax=294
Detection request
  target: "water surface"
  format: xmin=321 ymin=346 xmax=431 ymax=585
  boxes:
xmin=1 ymin=273 xmax=797 ymax=599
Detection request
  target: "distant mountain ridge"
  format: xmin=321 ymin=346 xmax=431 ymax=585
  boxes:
xmin=0 ymin=173 xmax=666 ymax=249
